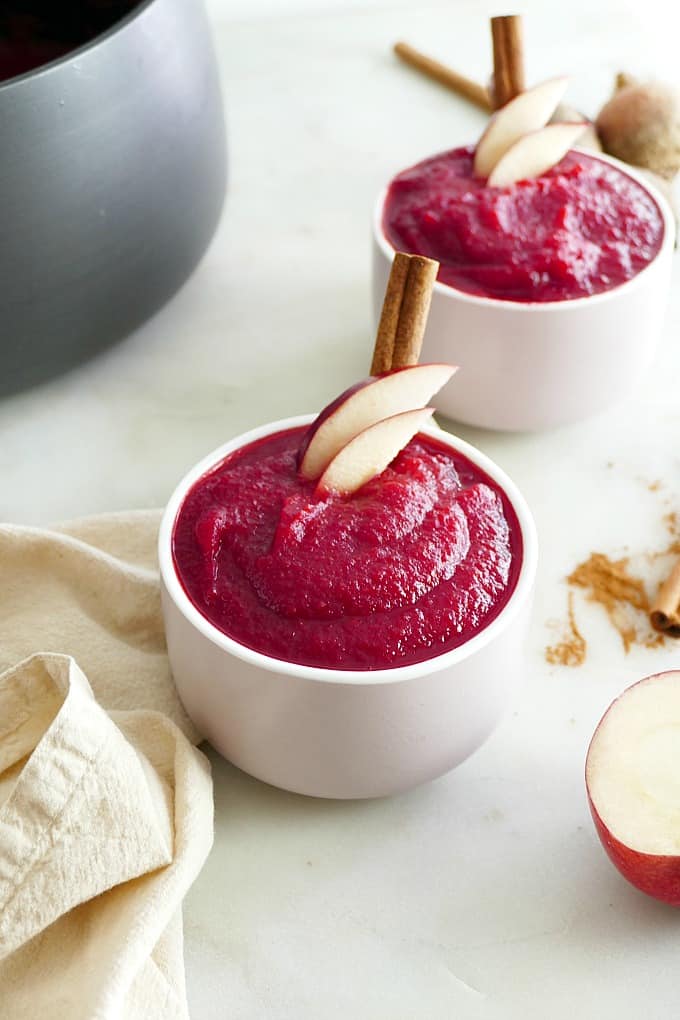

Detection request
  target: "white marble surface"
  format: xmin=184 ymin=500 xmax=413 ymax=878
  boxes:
xmin=3 ymin=1 xmax=680 ymax=1016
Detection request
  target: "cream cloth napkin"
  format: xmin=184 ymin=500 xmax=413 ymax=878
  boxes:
xmin=0 ymin=511 xmax=197 ymax=742
xmin=0 ymin=512 xmax=213 ymax=1019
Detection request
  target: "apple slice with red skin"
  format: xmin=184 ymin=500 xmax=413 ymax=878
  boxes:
xmin=473 ymin=76 xmax=569 ymax=178
xmin=487 ymin=122 xmax=587 ymax=188
xmin=586 ymin=670 xmax=680 ymax=907
xmin=298 ymin=363 xmax=456 ymax=481
xmin=316 ymin=407 xmax=434 ymax=497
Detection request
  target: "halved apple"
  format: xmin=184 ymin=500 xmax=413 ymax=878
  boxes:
xmin=316 ymin=407 xmax=434 ymax=496
xmin=586 ymin=670 xmax=680 ymax=907
xmin=487 ymin=122 xmax=587 ymax=188
xmin=473 ymin=76 xmax=569 ymax=178
xmin=298 ymin=363 xmax=456 ymax=480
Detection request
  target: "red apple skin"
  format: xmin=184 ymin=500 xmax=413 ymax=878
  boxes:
xmin=295 ymin=378 xmax=370 ymax=470
xmin=296 ymin=366 xmax=449 ymax=472
xmin=586 ymin=793 xmax=680 ymax=907
xmin=586 ymin=672 xmax=680 ymax=908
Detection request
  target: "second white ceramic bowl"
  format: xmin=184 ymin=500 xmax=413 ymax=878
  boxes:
xmin=159 ymin=416 xmax=538 ymax=799
xmin=373 ymin=151 xmax=675 ymax=432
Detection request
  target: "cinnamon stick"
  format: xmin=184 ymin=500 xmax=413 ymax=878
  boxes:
xmin=650 ymin=559 xmax=680 ymax=636
xmin=392 ymin=256 xmax=439 ymax=368
xmin=490 ymin=15 xmax=525 ymax=108
xmin=371 ymin=253 xmax=410 ymax=374
xmin=393 ymin=42 xmax=492 ymax=112
xmin=371 ymin=253 xmax=439 ymax=375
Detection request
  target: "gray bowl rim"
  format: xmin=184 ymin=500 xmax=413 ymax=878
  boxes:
xmin=0 ymin=0 xmax=157 ymax=92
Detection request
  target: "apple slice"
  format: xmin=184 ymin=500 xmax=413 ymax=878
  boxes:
xmin=317 ymin=407 xmax=434 ymax=496
xmin=487 ymin=122 xmax=587 ymax=188
xmin=298 ymin=363 xmax=456 ymax=480
xmin=586 ymin=670 xmax=680 ymax=907
xmin=473 ymin=76 xmax=569 ymax=178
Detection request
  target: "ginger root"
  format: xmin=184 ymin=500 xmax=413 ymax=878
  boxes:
xmin=596 ymin=74 xmax=680 ymax=179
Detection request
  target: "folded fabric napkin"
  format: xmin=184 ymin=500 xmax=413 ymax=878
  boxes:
xmin=0 ymin=511 xmax=197 ymax=742
xmin=0 ymin=512 xmax=212 ymax=1019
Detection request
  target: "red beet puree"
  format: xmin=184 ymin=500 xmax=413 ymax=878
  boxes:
xmin=172 ymin=426 xmax=522 ymax=671
xmin=383 ymin=147 xmax=664 ymax=303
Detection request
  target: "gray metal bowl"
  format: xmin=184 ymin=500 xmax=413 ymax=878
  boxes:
xmin=0 ymin=0 xmax=226 ymax=394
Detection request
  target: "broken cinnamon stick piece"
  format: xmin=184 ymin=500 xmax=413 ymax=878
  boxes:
xmin=650 ymin=559 xmax=680 ymax=636
xmin=393 ymin=41 xmax=492 ymax=112
xmin=370 ymin=253 xmax=439 ymax=375
xmin=490 ymin=14 xmax=525 ymax=108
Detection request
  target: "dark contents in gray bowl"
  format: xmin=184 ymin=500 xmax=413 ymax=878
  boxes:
xmin=0 ymin=1 xmax=140 ymax=81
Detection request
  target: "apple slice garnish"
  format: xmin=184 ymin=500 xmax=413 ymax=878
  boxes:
xmin=487 ymin=122 xmax=587 ymax=188
xmin=316 ymin=407 xmax=434 ymax=497
xmin=586 ymin=670 xmax=680 ymax=907
xmin=298 ymin=363 xmax=456 ymax=481
xmin=473 ymin=76 xmax=569 ymax=178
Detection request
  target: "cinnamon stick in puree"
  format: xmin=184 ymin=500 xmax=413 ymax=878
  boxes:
xmin=370 ymin=253 xmax=410 ymax=374
xmin=651 ymin=559 xmax=680 ymax=636
xmin=490 ymin=14 xmax=525 ymax=108
xmin=370 ymin=253 xmax=439 ymax=375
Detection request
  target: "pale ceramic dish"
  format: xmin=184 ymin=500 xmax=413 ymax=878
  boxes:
xmin=373 ymin=151 xmax=675 ymax=432
xmin=159 ymin=415 xmax=538 ymax=799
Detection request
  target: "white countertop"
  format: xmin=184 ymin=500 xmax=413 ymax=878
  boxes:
xmin=3 ymin=1 xmax=680 ymax=1016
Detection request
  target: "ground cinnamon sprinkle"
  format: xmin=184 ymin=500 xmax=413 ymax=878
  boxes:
xmin=567 ymin=553 xmax=648 ymax=653
xmin=546 ymin=516 xmax=677 ymax=666
xmin=663 ymin=512 xmax=680 ymax=553
xmin=545 ymin=592 xmax=586 ymax=666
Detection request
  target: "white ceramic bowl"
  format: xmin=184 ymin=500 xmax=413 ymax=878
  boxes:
xmin=159 ymin=415 xmax=538 ymax=799
xmin=373 ymin=151 xmax=675 ymax=432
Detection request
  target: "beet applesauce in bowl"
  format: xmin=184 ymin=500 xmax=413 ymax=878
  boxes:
xmin=373 ymin=80 xmax=674 ymax=431
xmin=159 ymin=393 xmax=537 ymax=799
xmin=383 ymin=147 xmax=664 ymax=303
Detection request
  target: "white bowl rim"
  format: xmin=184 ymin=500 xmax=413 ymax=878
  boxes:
xmin=373 ymin=147 xmax=675 ymax=311
xmin=159 ymin=415 xmax=538 ymax=686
